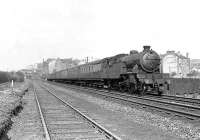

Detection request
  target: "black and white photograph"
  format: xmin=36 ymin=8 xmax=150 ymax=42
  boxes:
xmin=0 ymin=0 xmax=200 ymax=139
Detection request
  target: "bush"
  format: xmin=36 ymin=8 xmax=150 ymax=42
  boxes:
xmin=9 ymin=71 xmax=25 ymax=82
xmin=5 ymin=71 xmax=25 ymax=82
xmin=15 ymin=71 xmax=24 ymax=82
xmin=0 ymin=71 xmax=9 ymax=84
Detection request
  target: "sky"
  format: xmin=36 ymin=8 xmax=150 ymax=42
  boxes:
xmin=0 ymin=0 xmax=200 ymax=71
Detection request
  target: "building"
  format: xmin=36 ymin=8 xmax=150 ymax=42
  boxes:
xmin=161 ymin=51 xmax=190 ymax=78
xmin=190 ymin=59 xmax=200 ymax=71
xmin=31 ymin=58 xmax=82 ymax=75
xmin=25 ymin=65 xmax=35 ymax=71
xmin=49 ymin=59 xmax=59 ymax=74
xmin=62 ymin=58 xmax=80 ymax=68
xmin=48 ymin=58 xmax=73 ymax=74
xmin=20 ymin=69 xmax=33 ymax=78
xmin=42 ymin=61 xmax=49 ymax=75
xmin=36 ymin=63 xmax=43 ymax=73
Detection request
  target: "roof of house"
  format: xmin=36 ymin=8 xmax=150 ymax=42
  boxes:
xmin=161 ymin=51 xmax=189 ymax=59
xmin=191 ymin=59 xmax=200 ymax=64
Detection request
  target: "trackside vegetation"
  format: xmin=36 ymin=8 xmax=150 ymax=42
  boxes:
xmin=0 ymin=71 xmax=24 ymax=84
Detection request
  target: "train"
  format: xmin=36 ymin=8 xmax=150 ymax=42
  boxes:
xmin=47 ymin=46 xmax=170 ymax=95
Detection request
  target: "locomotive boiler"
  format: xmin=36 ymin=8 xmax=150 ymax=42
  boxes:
xmin=48 ymin=46 xmax=170 ymax=95
xmin=121 ymin=46 xmax=160 ymax=72
xmin=120 ymin=46 xmax=169 ymax=94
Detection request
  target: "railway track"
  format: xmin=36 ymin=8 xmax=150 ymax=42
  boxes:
xmin=47 ymin=81 xmax=200 ymax=106
xmin=46 ymin=81 xmax=200 ymax=121
xmin=0 ymin=82 xmax=9 ymax=88
xmin=91 ymin=89 xmax=200 ymax=107
xmin=48 ymin=81 xmax=200 ymax=105
xmin=33 ymin=83 xmax=121 ymax=140
xmin=148 ymin=94 xmax=200 ymax=106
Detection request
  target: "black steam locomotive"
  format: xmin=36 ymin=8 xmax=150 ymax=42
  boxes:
xmin=48 ymin=46 xmax=170 ymax=95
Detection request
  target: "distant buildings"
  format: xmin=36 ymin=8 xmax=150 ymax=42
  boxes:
xmin=49 ymin=58 xmax=66 ymax=74
xmin=22 ymin=58 xmax=82 ymax=79
xmin=25 ymin=65 xmax=35 ymax=71
xmin=190 ymin=59 xmax=200 ymax=72
xmin=160 ymin=51 xmax=190 ymax=78
xmin=24 ymin=50 xmax=198 ymax=79
xmin=42 ymin=61 xmax=49 ymax=75
xmin=36 ymin=63 xmax=43 ymax=73
xmin=47 ymin=58 xmax=81 ymax=74
xmin=20 ymin=69 xmax=33 ymax=78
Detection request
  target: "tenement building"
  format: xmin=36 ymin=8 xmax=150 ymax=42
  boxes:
xmin=190 ymin=59 xmax=200 ymax=72
xmin=160 ymin=51 xmax=190 ymax=78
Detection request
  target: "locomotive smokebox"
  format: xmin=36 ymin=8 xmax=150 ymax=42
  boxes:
xmin=140 ymin=46 xmax=161 ymax=72
xmin=122 ymin=46 xmax=161 ymax=73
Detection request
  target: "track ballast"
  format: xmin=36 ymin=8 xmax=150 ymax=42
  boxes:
xmin=33 ymin=82 xmax=121 ymax=140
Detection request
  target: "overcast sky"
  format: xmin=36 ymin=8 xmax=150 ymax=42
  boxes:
xmin=0 ymin=0 xmax=200 ymax=71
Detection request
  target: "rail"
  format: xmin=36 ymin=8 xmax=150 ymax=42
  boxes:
xmin=41 ymin=85 xmax=122 ymax=140
xmin=34 ymin=87 xmax=51 ymax=140
xmin=46 ymin=82 xmax=200 ymax=120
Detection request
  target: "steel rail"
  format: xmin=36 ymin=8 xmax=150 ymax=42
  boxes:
xmin=94 ymin=88 xmax=200 ymax=105
xmin=48 ymin=82 xmax=200 ymax=110
xmin=34 ymin=87 xmax=51 ymax=140
xmin=161 ymin=94 xmax=200 ymax=103
xmin=75 ymin=87 xmax=200 ymax=118
xmin=0 ymin=82 xmax=9 ymax=86
xmin=109 ymin=93 xmax=200 ymax=110
xmin=48 ymin=80 xmax=200 ymax=104
xmin=139 ymin=94 xmax=200 ymax=107
xmin=93 ymin=89 xmax=200 ymax=108
xmin=41 ymin=85 xmax=122 ymax=140
xmin=45 ymin=82 xmax=200 ymax=120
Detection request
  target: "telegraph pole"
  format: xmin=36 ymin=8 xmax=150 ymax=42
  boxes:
xmin=86 ymin=57 xmax=89 ymax=63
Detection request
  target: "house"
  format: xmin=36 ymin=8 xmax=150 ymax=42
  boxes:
xmin=160 ymin=51 xmax=190 ymax=77
xmin=190 ymin=59 xmax=200 ymax=71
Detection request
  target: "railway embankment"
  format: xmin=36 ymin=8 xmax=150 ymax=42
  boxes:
xmin=0 ymin=82 xmax=28 ymax=139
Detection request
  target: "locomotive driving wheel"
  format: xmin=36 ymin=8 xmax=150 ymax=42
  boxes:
xmin=128 ymin=83 xmax=136 ymax=94
xmin=156 ymin=87 xmax=163 ymax=95
xmin=119 ymin=85 xmax=127 ymax=92
xmin=154 ymin=83 xmax=163 ymax=95
xmin=137 ymin=82 xmax=146 ymax=95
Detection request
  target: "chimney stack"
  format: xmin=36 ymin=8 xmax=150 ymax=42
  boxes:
xmin=186 ymin=52 xmax=189 ymax=58
xmin=143 ymin=46 xmax=151 ymax=51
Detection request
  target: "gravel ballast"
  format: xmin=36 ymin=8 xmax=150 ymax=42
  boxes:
xmin=8 ymin=87 xmax=45 ymax=140
xmin=49 ymin=83 xmax=200 ymax=140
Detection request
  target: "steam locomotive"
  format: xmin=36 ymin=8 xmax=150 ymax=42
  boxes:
xmin=48 ymin=46 xmax=170 ymax=95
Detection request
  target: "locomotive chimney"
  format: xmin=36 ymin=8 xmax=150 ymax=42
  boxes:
xmin=186 ymin=52 xmax=189 ymax=58
xmin=143 ymin=46 xmax=151 ymax=51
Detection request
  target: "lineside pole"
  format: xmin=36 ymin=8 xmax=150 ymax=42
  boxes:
xmin=11 ymin=80 xmax=13 ymax=93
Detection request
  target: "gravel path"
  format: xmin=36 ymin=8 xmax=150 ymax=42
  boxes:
xmin=47 ymin=83 xmax=200 ymax=140
xmin=8 ymin=85 xmax=45 ymax=140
